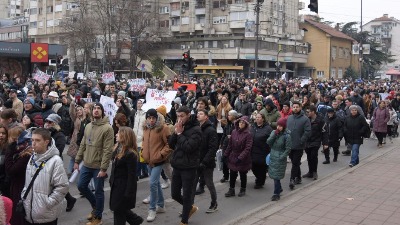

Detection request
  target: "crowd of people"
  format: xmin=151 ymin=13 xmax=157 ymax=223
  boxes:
xmin=0 ymin=71 xmax=399 ymax=225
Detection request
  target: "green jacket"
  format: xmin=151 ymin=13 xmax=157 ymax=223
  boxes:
xmin=267 ymin=130 xmax=291 ymax=180
xmin=260 ymin=108 xmax=281 ymax=129
xmin=75 ymin=116 xmax=114 ymax=171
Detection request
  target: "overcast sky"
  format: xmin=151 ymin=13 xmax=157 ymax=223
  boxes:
xmin=299 ymin=0 xmax=400 ymax=25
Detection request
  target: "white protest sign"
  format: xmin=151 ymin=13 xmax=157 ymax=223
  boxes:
xmin=100 ymin=95 xmax=118 ymax=125
xmin=77 ymin=73 xmax=84 ymax=80
xmin=88 ymin=71 xmax=97 ymax=79
xmin=68 ymin=71 xmax=75 ymax=79
xmin=102 ymin=72 xmax=115 ymax=84
xmin=33 ymin=69 xmax=51 ymax=84
xmin=142 ymin=89 xmax=177 ymax=113
xmin=128 ymin=79 xmax=147 ymax=92
xmin=81 ymin=98 xmax=92 ymax=103
xmin=301 ymin=79 xmax=309 ymax=87
xmin=379 ymin=93 xmax=389 ymax=100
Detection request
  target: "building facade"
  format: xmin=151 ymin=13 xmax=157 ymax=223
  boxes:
xmin=299 ymin=17 xmax=360 ymax=80
xmin=363 ymin=14 xmax=400 ymax=77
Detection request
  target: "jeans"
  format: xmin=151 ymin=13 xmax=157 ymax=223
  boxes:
xmin=305 ymin=147 xmax=319 ymax=173
xmin=67 ymin=157 xmax=75 ymax=175
xmin=196 ymin=168 xmax=217 ymax=204
xmin=136 ymin=148 xmax=148 ymax=177
xmin=147 ymin=165 xmax=164 ymax=210
xmin=252 ymin=162 xmax=267 ymax=186
xmin=77 ymin=166 xmax=105 ymax=218
xmin=289 ymin=149 xmax=304 ymax=180
xmin=171 ymin=168 xmax=197 ymax=224
xmin=114 ymin=209 xmax=143 ymax=225
xmin=350 ymin=144 xmax=361 ymax=165
xmin=229 ymin=170 xmax=247 ymax=189
xmin=273 ymin=179 xmax=282 ymax=196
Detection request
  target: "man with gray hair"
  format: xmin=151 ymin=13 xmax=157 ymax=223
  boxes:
xmin=219 ymin=110 xmax=241 ymax=183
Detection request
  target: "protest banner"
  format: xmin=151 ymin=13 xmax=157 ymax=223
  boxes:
xmin=33 ymin=69 xmax=51 ymax=84
xmin=102 ymin=72 xmax=115 ymax=84
xmin=173 ymin=82 xmax=197 ymax=91
xmin=68 ymin=71 xmax=75 ymax=79
xmin=87 ymin=71 xmax=97 ymax=79
xmin=81 ymin=98 xmax=92 ymax=103
xmin=379 ymin=93 xmax=390 ymax=100
xmin=300 ymin=79 xmax=309 ymax=87
xmin=100 ymin=95 xmax=118 ymax=124
xmin=142 ymin=89 xmax=177 ymax=112
xmin=77 ymin=73 xmax=84 ymax=80
xmin=128 ymin=79 xmax=147 ymax=92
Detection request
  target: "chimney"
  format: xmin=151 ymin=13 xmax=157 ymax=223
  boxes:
xmin=383 ymin=14 xmax=389 ymax=18
xmin=335 ymin=23 xmax=340 ymax=31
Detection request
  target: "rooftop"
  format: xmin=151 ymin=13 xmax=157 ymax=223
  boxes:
xmin=304 ymin=18 xmax=355 ymax=42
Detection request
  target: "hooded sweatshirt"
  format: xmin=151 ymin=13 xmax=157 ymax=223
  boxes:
xmin=22 ymin=139 xmax=68 ymax=224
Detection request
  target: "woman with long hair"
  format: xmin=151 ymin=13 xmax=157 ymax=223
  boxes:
xmin=0 ymin=124 xmax=9 ymax=196
xmin=4 ymin=125 xmax=32 ymax=225
xmin=66 ymin=100 xmax=86 ymax=175
xmin=216 ymin=95 xmax=232 ymax=140
xmin=110 ymin=126 xmax=143 ymax=225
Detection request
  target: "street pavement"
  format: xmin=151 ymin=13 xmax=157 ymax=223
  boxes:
xmin=59 ymin=137 xmax=395 ymax=225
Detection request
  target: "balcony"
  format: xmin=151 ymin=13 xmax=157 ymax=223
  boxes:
xmin=171 ymin=25 xmax=180 ymax=32
xmin=170 ymin=10 xmax=180 ymax=17
xmin=195 ymin=8 xmax=205 ymax=15
xmin=195 ymin=23 xmax=204 ymax=30
xmin=229 ymin=21 xmax=245 ymax=28
xmin=29 ymin=28 xmax=38 ymax=35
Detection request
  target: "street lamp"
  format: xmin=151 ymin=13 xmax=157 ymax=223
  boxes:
xmin=254 ymin=0 xmax=263 ymax=79
xmin=102 ymin=41 xmax=111 ymax=73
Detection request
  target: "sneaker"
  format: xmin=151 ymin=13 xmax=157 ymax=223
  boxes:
xmin=189 ymin=205 xmax=199 ymax=218
xmin=271 ymin=195 xmax=280 ymax=201
xmin=294 ymin=177 xmax=302 ymax=185
xmin=349 ymin=164 xmax=354 ymax=168
xmin=225 ymin=188 xmax=235 ymax=197
xmin=146 ymin=210 xmax=157 ymax=222
xmin=86 ymin=209 xmax=96 ymax=220
xmin=289 ymin=179 xmax=295 ymax=190
xmin=156 ymin=206 xmax=166 ymax=213
xmin=142 ymin=196 xmax=150 ymax=204
xmin=313 ymin=172 xmax=318 ymax=180
xmin=86 ymin=217 xmax=102 ymax=225
xmin=206 ymin=203 xmax=218 ymax=213
xmin=220 ymin=177 xmax=228 ymax=183
xmin=161 ymin=180 xmax=170 ymax=189
xmin=302 ymin=172 xmax=312 ymax=178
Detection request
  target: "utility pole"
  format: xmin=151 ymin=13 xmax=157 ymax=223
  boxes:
xmin=254 ymin=0 xmax=263 ymax=79
xmin=359 ymin=0 xmax=363 ymax=79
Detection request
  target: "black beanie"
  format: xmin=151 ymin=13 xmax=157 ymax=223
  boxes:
xmin=146 ymin=108 xmax=158 ymax=119
xmin=93 ymin=102 xmax=105 ymax=117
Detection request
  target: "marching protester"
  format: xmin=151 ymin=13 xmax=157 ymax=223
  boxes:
xmin=323 ymin=108 xmax=344 ymax=164
xmin=371 ymin=100 xmax=390 ymax=148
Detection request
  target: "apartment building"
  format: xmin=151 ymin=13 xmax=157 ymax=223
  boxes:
xmin=0 ymin=17 xmax=29 ymax=42
xmin=363 ymin=14 xmax=400 ymax=77
xmin=154 ymin=0 xmax=309 ymax=78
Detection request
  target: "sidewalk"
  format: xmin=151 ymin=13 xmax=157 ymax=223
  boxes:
xmin=224 ymin=141 xmax=400 ymax=225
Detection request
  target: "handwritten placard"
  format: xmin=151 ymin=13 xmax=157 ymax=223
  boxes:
xmin=102 ymin=72 xmax=115 ymax=84
xmin=128 ymin=79 xmax=147 ymax=92
xmin=142 ymin=89 xmax=177 ymax=113
xmin=33 ymin=69 xmax=51 ymax=84
xmin=100 ymin=95 xmax=118 ymax=124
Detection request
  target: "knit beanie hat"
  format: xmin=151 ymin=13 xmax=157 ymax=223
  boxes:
xmin=156 ymin=105 xmax=167 ymax=118
xmin=117 ymin=91 xmax=126 ymax=98
xmin=46 ymin=114 xmax=62 ymax=124
xmin=277 ymin=117 xmax=287 ymax=129
xmin=24 ymin=97 xmax=35 ymax=106
xmin=93 ymin=102 xmax=105 ymax=117
xmin=173 ymin=97 xmax=182 ymax=105
xmin=146 ymin=108 xmax=158 ymax=119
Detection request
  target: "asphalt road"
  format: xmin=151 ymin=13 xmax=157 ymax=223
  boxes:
xmin=58 ymin=137 xmax=385 ymax=225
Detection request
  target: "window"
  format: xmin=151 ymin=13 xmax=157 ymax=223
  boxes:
xmin=30 ymin=21 xmax=37 ymax=28
xmin=159 ymin=20 xmax=169 ymax=27
xmin=317 ymin=71 xmax=324 ymax=78
xmin=331 ymin=46 xmax=337 ymax=58
xmin=38 ymin=21 xmax=43 ymax=28
xmin=181 ymin=1 xmax=189 ymax=9
xmin=213 ymin=0 xmax=225 ymax=8
xmin=234 ymin=0 xmax=243 ymax=3
xmin=171 ymin=18 xmax=180 ymax=25
xmin=29 ymin=8 xmax=37 ymax=14
xmin=338 ymin=68 xmax=343 ymax=78
xmin=331 ymin=68 xmax=336 ymax=78
xmin=230 ymin=12 xmax=248 ymax=21
xmin=196 ymin=16 xmax=205 ymax=24
xmin=213 ymin=41 xmax=218 ymax=48
xmin=170 ymin=2 xmax=180 ymax=10
xmin=47 ymin=20 xmax=54 ymax=27
xmin=159 ymin=6 xmax=169 ymax=14
xmin=196 ymin=0 xmax=205 ymax=8
xmin=344 ymin=48 xmax=350 ymax=59
xmin=46 ymin=6 xmax=53 ymax=13
xmin=181 ymin=17 xmax=189 ymax=25
xmin=338 ymin=47 xmax=344 ymax=58
xmin=55 ymin=4 xmax=62 ymax=12
xmin=212 ymin=16 xmax=227 ymax=24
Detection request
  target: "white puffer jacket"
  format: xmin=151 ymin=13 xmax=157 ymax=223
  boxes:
xmin=133 ymin=109 xmax=146 ymax=147
xmin=22 ymin=139 xmax=69 ymax=224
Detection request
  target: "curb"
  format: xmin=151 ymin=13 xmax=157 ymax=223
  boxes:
xmin=221 ymin=141 xmax=398 ymax=225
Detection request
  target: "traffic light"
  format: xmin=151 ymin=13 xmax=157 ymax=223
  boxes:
xmin=308 ymin=0 xmax=318 ymax=13
xmin=189 ymin=57 xmax=197 ymax=71
xmin=182 ymin=51 xmax=190 ymax=72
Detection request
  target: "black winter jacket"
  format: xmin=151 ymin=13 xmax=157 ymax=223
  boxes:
xmin=220 ymin=121 xmax=235 ymax=151
xmin=57 ymin=103 xmax=73 ymax=136
xmin=169 ymin=119 xmax=202 ymax=170
xmin=251 ymin=123 xmax=273 ymax=164
xmin=49 ymin=127 xmax=66 ymax=157
xmin=324 ymin=114 xmax=343 ymax=147
xmin=287 ymin=111 xmax=311 ymax=150
xmin=344 ymin=113 xmax=369 ymax=145
xmin=306 ymin=115 xmax=328 ymax=148
xmin=199 ymin=120 xmax=218 ymax=168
